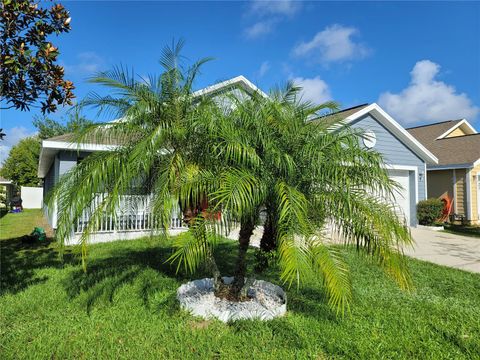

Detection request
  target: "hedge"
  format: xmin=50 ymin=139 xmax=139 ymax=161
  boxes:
xmin=417 ymin=198 xmax=444 ymax=225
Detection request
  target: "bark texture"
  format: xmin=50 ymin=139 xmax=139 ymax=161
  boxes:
xmin=259 ymin=215 xmax=277 ymax=252
xmin=232 ymin=219 xmax=255 ymax=297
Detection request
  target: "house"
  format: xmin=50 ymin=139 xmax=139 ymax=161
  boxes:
xmin=319 ymin=103 xmax=438 ymax=226
xmin=38 ymin=76 xmax=438 ymax=244
xmin=407 ymin=119 xmax=480 ymax=224
xmin=0 ymin=177 xmax=14 ymax=209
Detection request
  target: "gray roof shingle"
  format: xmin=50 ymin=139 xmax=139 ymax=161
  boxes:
xmin=407 ymin=121 xmax=480 ymax=166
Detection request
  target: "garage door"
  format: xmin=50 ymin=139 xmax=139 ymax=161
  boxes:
xmin=387 ymin=170 xmax=411 ymax=225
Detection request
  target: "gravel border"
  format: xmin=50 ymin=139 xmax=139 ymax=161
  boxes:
xmin=177 ymin=277 xmax=287 ymax=322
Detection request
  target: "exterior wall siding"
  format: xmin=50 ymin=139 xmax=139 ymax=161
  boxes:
xmin=427 ymin=167 xmax=479 ymax=223
xmin=427 ymin=170 xmax=454 ymax=199
xmin=43 ymin=151 xmax=92 ymax=229
xmin=43 ymin=163 xmax=56 ymax=199
xmin=43 ymin=159 xmax=59 ymax=227
xmin=470 ymin=165 xmax=480 ymax=223
xmin=58 ymin=151 xmax=80 ymax=177
xmin=349 ymin=114 xmax=427 ymax=226
xmin=455 ymin=169 xmax=467 ymax=216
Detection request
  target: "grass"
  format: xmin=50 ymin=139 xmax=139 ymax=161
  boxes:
xmin=1 ymin=210 xmax=480 ymax=359
xmin=442 ymin=223 xmax=480 ymax=238
xmin=0 ymin=209 xmax=53 ymax=240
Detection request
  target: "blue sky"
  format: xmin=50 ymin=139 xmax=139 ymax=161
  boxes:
xmin=1 ymin=0 xmax=479 ymax=161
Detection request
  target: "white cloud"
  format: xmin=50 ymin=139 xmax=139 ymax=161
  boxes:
xmin=244 ymin=0 xmax=301 ymax=39
xmin=293 ymin=24 xmax=370 ymax=64
xmin=244 ymin=20 xmax=276 ymax=39
xmin=378 ymin=60 xmax=480 ymax=125
xmin=291 ymin=76 xmax=332 ymax=104
xmin=257 ymin=61 xmax=270 ymax=77
xmin=250 ymin=0 xmax=301 ymax=17
xmin=63 ymin=51 xmax=105 ymax=76
xmin=0 ymin=127 xmax=37 ymax=165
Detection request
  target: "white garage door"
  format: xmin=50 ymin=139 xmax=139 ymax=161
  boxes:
xmin=387 ymin=170 xmax=411 ymax=225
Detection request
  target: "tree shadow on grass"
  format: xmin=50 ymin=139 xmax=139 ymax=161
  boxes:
xmin=287 ymin=286 xmax=339 ymax=323
xmin=0 ymin=236 xmax=75 ymax=295
xmin=61 ymin=242 xmax=244 ymax=315
xmin=2 ymin=233 xmax=338 ymax=322
xmin=62 ymin=245 xmax=178 ymax=314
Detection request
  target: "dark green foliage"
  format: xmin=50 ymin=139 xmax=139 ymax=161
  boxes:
xmin=254 ymin=248 xmax=278 ymax=272
xmin=33 ymin=109 xmax=93 ymax=139
xmin=0 ymin=185 xmax=6 ymax=207
xmin=0 ymin=136 xmax=40 ymax=186
xmin=0 ymin=0 xmax=74 ymax=113
xmin=417 ymin=198 xmax=444 ymax=225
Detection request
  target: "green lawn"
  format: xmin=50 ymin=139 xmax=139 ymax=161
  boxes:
xmin=0 ymin=209 xmax=53 ymax=240
xmin=1 ymin=210 xmax=479 ymax=359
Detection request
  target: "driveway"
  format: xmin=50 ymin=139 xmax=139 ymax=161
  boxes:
xmin=406 ymin=228 xmax=480 ymax=273
xmin=228 ymin=225 xmax=480 ymax=273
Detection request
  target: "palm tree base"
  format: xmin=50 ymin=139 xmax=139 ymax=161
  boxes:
xmin=214 ymin=282 xmax=251 ymax=302
xmin=177 ymin=277 xmax=287 ymax=322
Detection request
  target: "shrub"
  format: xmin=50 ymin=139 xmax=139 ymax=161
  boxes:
xmin=417 ymin=198 xmax=444 ymax=225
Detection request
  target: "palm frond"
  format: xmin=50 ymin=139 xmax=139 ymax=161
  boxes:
xmin=310 ymin=244 xmax=352 ymax=315
xmin=167 ymin=215 xmax=219 ymax=274
xmin=210 ymin=168 xmax=265 ymax=219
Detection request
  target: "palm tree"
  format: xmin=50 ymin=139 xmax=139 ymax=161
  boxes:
xmin=50 ymin=43 xmax=412 ymax=314
xmin=169 ymin=84 xmax=413 ymax=310
xmin=50 ymin=40 xmax=217 ymax=270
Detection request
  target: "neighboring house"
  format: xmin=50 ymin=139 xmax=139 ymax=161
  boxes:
xmin=407 ymin=119 xmax=480 ymax=224
xmin=0 ymin=176 xmax=14 ymax=208
xmin=38 ymin=76 xmax=438 ymax=244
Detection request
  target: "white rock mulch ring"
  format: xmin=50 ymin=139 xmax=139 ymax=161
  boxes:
xmin=177 ymin=277 xmax=287 ymax=322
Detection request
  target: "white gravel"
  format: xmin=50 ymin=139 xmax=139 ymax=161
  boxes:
xmin=177 ymin=277 xmax=287 ymax=322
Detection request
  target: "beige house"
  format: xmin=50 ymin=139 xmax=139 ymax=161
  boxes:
xmin=407 ymin=119 xmax=480 ymax=224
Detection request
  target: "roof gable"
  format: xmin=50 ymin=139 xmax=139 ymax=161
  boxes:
xmin=407 ymin=119 xmax=480 ymax=167
xmin=436 ymin=119 xmax=477 ymax=139
xmin=192 ymin=75 xmax=267 ymax=99
xmin=325 ymin=103 xmax=438 ymax=164
xmin=406 ymin=120 xmax=463 ymax=142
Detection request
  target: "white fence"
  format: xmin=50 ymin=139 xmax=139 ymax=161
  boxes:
xmin=70 ymin=194 xmax=186 ymax=244
xmin=21 ymin=186 xmax=43 ymax=209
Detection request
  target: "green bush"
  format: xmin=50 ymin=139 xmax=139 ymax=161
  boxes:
xmin=417 ymin=198 xmax=444 ymax=225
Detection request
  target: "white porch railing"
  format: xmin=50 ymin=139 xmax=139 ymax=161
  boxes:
xmin=74 ymin=194 xmax=185 ymax=234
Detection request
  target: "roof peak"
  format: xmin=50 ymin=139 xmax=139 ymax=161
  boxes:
xmin=332 ymin=103 xmax=369 ymax=115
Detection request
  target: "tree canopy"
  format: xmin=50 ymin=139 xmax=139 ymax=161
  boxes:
xmin=33 ymin=109 xmax=93 ymax=140
xmin=0 ymin=136 xmax=40 ymax=186
xmin=0 ymin=0 xmax=74 ymax=113
xmin=0 ymin=110 xmax=92 ymax=186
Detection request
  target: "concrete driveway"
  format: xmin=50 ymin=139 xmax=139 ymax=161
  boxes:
xmin=406 ymin=228 xmax=480 ymax=273
xmin=228 ymin=225 xmax=480 ymax=273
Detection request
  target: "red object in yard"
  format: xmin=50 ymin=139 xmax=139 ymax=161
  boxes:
xmin=439 ymin=195 xmax=453 ymax=222
xmin=183 ymin=197 xmax=222 ymax=224
xmin=200 ymin=197 xmax=221 ymax=221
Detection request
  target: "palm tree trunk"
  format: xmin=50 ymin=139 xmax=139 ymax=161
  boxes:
xmin=207 ymin=252 xmax=222 ymax=292
xmin=232 ymin=218 xmax=255 ymax=297
xmin=260 ymin=213 xmax=277 ymax=252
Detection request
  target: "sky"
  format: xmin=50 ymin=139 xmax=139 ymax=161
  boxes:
xmin=1 ymin=0 xmax=479 ymax=162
